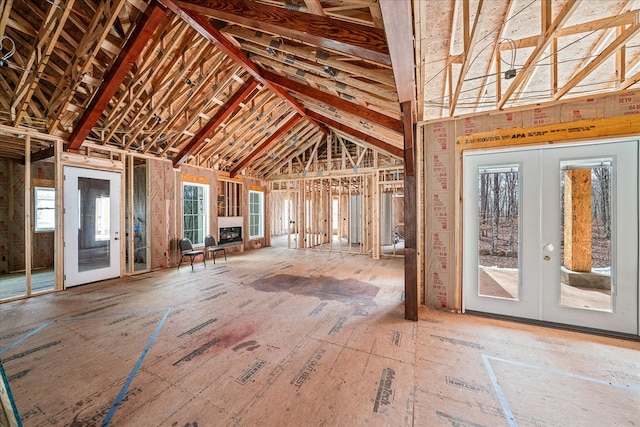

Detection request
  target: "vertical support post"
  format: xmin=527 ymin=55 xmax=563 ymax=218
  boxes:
xmin=402 ymin=101 xmax=418 ymax=321
xmin=55 ymin=137 xmax=63 ymax=290
xmin=298 ymin=179 xmax=305 ymax=249
xmin=372 ymin=170 xmax=380 ymax=259
xmin=24 ymin=135 xmax=32 ymax=295
xmin=564 ymin=169 xmax=592 ymax=272
xmin=127 ymin=154 xmax=134 ymax=274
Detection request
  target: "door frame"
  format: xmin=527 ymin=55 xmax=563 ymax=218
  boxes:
xmin=63 ymin=166 xmax=123 ymax=288
xmin=461 ymin=138 xmax=639 ymax=335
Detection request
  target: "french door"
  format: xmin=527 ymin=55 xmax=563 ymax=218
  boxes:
xmin=64 ymin=167 xmax=122 ymax=287
xmin=463 ymin=140 xmax=638 ymax=335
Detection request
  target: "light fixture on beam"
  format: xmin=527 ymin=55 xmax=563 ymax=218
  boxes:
xmin=504 ymin=69 xmax=517 ymax=79
xmin=323 ymin=65 xmax=335 ymax=77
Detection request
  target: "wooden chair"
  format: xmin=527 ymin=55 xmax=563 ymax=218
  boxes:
xmin=205 ymin=235 xmax=227 ymax=264
xmin=178 ymin=238 xmax=206 ymax=270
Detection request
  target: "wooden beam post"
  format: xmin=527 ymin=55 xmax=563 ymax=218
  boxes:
xmin=67 ymin=1 xmax=167 ymax=152
xmin=24 ymin=135 xmax=32 ymax=295
xmin=401 ymin=101 xmax=418 ymax=321
xmin=564 ymin=169 xmax=592 ymax=272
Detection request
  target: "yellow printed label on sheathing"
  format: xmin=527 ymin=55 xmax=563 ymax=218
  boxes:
xmin=217 ymin=171 xmax=243 ymax=183
xmin=182 ymin=173 xmax=210 ymax=184
xmin=248 ymin=184 xmax=264 ymax=192
xmin=456 ymin=114 xmax=640 ymax=150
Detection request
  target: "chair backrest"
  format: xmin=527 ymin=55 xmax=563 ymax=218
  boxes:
xmin=179 ymin=238 xmax=193 ymax=252
xmin=204 ymin=235 xmax=216 ymax=247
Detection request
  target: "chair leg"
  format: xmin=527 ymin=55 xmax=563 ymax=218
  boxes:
xmin=202 ymin=254 xmax=206 ymax=268
xmin=223 ymin=249 xmax=227 ymax=261
xmin=178 ymin=255 xmax=184 ymax=270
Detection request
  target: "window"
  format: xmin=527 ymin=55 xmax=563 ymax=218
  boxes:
xmin=249 ymin=190 xmax=264 ymax=238
xmin=94 ymin=195 xmax=111 ymax=241
xmin=183 ymin=183 xmax=209 ymax=246
xmin=34 ymin=187 xmax=55 ymax=231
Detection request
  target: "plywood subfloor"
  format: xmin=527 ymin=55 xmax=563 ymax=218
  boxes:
xmin=0 ymin=246 xmax=638 ymax=426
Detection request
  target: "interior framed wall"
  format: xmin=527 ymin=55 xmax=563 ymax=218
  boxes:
xmin=0 ymin=126 xmax=63 ymax=301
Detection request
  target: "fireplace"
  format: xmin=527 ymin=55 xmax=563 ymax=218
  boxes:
xmin=219 ymin=226 xmax=242 ymax=245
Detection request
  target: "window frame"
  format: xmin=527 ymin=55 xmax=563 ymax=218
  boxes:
xmin=249 ymin=190 xmax=264 ymax=239
xmin=183 ymin=182 xmax=209 ymax=246
xmin=34 ymin=186 xmax=56 ymax=232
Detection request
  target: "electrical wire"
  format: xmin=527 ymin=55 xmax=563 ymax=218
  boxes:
xmin=534 ymin=11 xmax=636 ymax=65
xmin=1 ymin=35 xmax=16 ymax=63
xmin=425 ymin=76 xmax=630 ymax=109
xmin=424 ymin=0 xmax=537 ymax=87
xmin=424 ymin=0 xmax=637 ymax=103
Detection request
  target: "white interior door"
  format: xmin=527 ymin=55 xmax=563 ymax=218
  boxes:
xmin=463 ymin=140 xmax=639 ymax=335
xmin=64 ymin=166 xmax=121 ymax=287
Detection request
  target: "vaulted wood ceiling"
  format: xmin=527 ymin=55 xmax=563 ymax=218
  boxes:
xmin=1 ymin=0 xmax=638 ymax=175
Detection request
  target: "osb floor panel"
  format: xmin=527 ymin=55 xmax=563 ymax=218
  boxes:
xmin=0 ymin=246 xmax=638 ymax=426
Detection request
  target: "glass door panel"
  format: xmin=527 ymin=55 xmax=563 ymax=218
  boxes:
xmin=540 ymin=141 xmax=638 ymax=334
xmin=463 ymin=151 xmax=539 ymax=319
xmin=559 ymin=162 xmax=612 ymax=311
xmin=126 ymin=158 xmax=149 ymax=273
xmin=78 ymin=177 xmax=111 ymax=272
xmin=477 ymin=165 xmax=520 ymax=300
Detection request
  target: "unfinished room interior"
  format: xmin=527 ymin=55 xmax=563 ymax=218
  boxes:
xmin=0 ymin=0 xmax=639 ymax=425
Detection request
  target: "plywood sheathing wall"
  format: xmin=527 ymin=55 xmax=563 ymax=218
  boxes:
xmin=149 ymin=158 xmax=175 ymax=270
xmin=422 ymin=90 xmax=640 ymax=311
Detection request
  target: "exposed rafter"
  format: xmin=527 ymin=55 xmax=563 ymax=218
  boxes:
xmin=160 ymin=1 xmax=329 ymax=135
xmin=448 ymin=0 xmax=484 ymax=116
xmin=230 ymin=112 xmax=301 ymax=177
xmin=11 ymin=0 xmax=75 ymax=126
xmin=67 ymin=1 xmax=167 ymax=152
xmin=46 ymin=0 xmax=138 ymax=134
xmin=219 ymin=25 xmax=395 ymax=83
xmin=0 ymin=0 xmax=14 ymax=39
xmin=173 ymin=76 xmax=258 ymax=167
xmin=497 ymin=0 xmax=580 ymax=109
xmin=175 ymin=0 xmax=391 ymax=65
xmin=554 ymin=20 xmax=640 ymax=99
xmin=305 ymin=109 xmax=403 ymax=158
xmin=262 ymin=69 xmax=403 ymax=133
